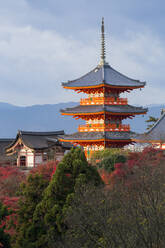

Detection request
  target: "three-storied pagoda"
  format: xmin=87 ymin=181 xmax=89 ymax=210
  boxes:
xmin=60 ymin=19 xmax=147 ymax=158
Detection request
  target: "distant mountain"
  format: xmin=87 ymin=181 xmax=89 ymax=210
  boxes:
xmin=0 ymin=102 xmax=164 ymax=138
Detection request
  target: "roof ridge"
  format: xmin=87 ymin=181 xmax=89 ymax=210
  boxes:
xmin=20 ymin=130 xmax=64 ymax=136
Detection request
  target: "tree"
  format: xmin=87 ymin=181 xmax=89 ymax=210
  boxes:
xmin=14 ymin=148 xmax=103 ymax=248
xmin=0 ymin=166 xmax=25 ymax=200
xmin=0 ymin=201 xmax=11 ymax=248
xmin=14 ymin=174 xmax=49 ymax=248
xmin=64 ymin=160 xmax=165 ymax=248
xmin=145 ymin=116 xmax=158 ymax=130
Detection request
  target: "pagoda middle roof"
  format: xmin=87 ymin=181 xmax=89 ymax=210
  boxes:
xmin=62 ymin=63 xmax=146 ymax=89
xmin=61 ymin=104 xmax=148 ymax=115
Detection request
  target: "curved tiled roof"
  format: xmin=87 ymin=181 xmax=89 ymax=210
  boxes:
xmin=135 ymin=112 xmax=165 ymax=141
xmin=62 ymin=64 xmax=146 ymax=88
xmin=6 ymin=130 xmax=72 ymax=150
xmin=60 ymin=131 xmax=134 ymax=141
xmin=61 ymin=104 xmax=148 ymax=115
xmin=0 ymin=139 xmax=15 ymax=160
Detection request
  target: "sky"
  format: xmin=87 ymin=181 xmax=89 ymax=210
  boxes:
xmin=0 ymin=0 xmax=165 ymax=106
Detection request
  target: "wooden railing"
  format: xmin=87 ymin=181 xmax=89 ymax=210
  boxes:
xmin=80 ymin=97 xmax=128 ymax=105
xmin=78 ymin=124 xmax=130 ymax=132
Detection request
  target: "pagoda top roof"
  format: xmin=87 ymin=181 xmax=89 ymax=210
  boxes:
xmin=60 ymin=131 xmax=134 ymax=142
xmin=62 ymin=63 xmax=146 ymax=89
xmin=134 ymin=112 xmax=165 ymax=142
xmin=61 ymin=104 xmax=148 ymax=115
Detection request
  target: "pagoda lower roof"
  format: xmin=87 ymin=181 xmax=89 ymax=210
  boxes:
xmin=62 ymin=63 xmax=146 ymax=89
xmin=61 ymin=104 xmax=147 ymax=115
xmin=60 ymin=131 xmax=134 ymax=142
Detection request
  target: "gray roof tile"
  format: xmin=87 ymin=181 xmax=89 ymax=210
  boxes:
xmin=61 ymin=131 xmax=134 ymax=141
xmin=62 ymin=64 xmax=146 ymax=88
xmin=6 ymin=130 xmax=72 ymax=150
xmin=61 ymin=104 xmax=147 ymax=115
xmin=135 ymin=112 xmax=165 ymax=141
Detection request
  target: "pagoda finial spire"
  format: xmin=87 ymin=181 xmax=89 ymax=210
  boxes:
xmin=100 ymin=17 xmax=106 ymax=66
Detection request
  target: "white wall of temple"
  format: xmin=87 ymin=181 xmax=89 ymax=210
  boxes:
xmin=18 ymin=147 xmax=34 ymax=167
xmin=35 ymin=154 xmax=43 ymax=165
xmin=18 ymin=147 xmax=45 ymax=167
xmin=27 ymin=154 xmax=34 ymax=167
xmin=153 ymin=143 xmax=165 ymax=150
xmin=162 ymin=144 xmax=165 ymax=149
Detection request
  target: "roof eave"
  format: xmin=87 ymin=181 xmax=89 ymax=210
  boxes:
xmin=62 ymin=83 xmax=145 ymax=90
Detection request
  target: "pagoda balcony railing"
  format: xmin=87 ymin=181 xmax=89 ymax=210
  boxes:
xmin=78 ymin=124 xmax=130 ymax=132
xmin=80 ymin=97 xmax=128 ymax=105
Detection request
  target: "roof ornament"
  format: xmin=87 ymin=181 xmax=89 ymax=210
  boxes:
xmin=100 ymin=17 xmax=106 ymax=66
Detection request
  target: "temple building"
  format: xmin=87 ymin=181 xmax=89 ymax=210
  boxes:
xmin=60 ymin=18 xmax=147 ymax=158
xmin=6 ymin=130 xmax=72 ymax=167
xmin=0 ymin=139 xmax=16 ymax=166
xmin=134 ymin=111 xmax=165 ymax=150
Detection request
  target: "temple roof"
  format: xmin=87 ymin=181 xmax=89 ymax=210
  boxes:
xmin=134 ymin=112 xmax=165 ymax=142
xmin=0 ymin=139 xmax=15 ymax=162
xmin=61 ymin=104 xmax=147 ymax=115
xmin=62 ymin=63 xmax=146 ymax=89
xmin=6 ymin=130 xmax=72 ymax=151
xmin=60 ymin=131 xmax=134 ymax=141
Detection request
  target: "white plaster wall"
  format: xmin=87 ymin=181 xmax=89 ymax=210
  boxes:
xmin=18 ymin=147 xmax=34 ymax=167
xmin=35 ymin=155 xmax=43 ymax=165
xmin=27 ymin=154 xmax=34 ymax=167
xmin=161 ymin=144 xmax=165 ymax=149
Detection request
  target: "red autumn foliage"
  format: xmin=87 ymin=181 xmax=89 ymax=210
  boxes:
xmin=0 ymin=167 xmax=25 ymax=237
xmin=99 ymin=169 xmax=111 ymax=185
xmin=0 ymin=161 xmax=58 ymax=237
xmin=0 ymin=166 xmax=25 ymax=199
xmin=30 ymin=160 xmax=59 ymax=181
xmin=112 ymin=147 xmax=165 ymax=183
xmin=99 ymin=147 xmax=165 ymax=185
xmin=127 ymin=147 xmax=164 ymax=167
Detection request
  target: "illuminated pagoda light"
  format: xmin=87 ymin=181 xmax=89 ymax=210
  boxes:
xmin=60 ymin=18 xmax=148 ymax=159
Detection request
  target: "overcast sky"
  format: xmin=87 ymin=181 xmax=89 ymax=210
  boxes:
xmin=0 ymin=0 xmax=165 ymax=106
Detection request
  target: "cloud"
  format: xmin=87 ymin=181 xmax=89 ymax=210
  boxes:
xmin=0 ymin=24 xmax=98 ymax=105
xmin=109 ymin=31 xmax=165 ymax=105
xmin=0 ymin=0 xmax=164 ymax=106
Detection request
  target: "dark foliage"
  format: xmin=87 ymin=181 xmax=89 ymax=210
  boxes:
xmin=14 ymin=148 xmax=103 ymax=248
xmin=0 ymin=201 xmax=11 ymax=248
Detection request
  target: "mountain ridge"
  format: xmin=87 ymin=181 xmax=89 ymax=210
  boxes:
xmin=0 ymin=102 xmax=163 ymax=138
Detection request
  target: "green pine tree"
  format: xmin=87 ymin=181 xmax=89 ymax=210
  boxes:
xmin=0 ymin=201 xmax=11 ymax=248
xmin=14 ymin=174 xmax=49 ymax=248
xmin=145 ymin=116 xmax=159 ymax=130
xmin=15 ymin=148 xmax=103 ymax=248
